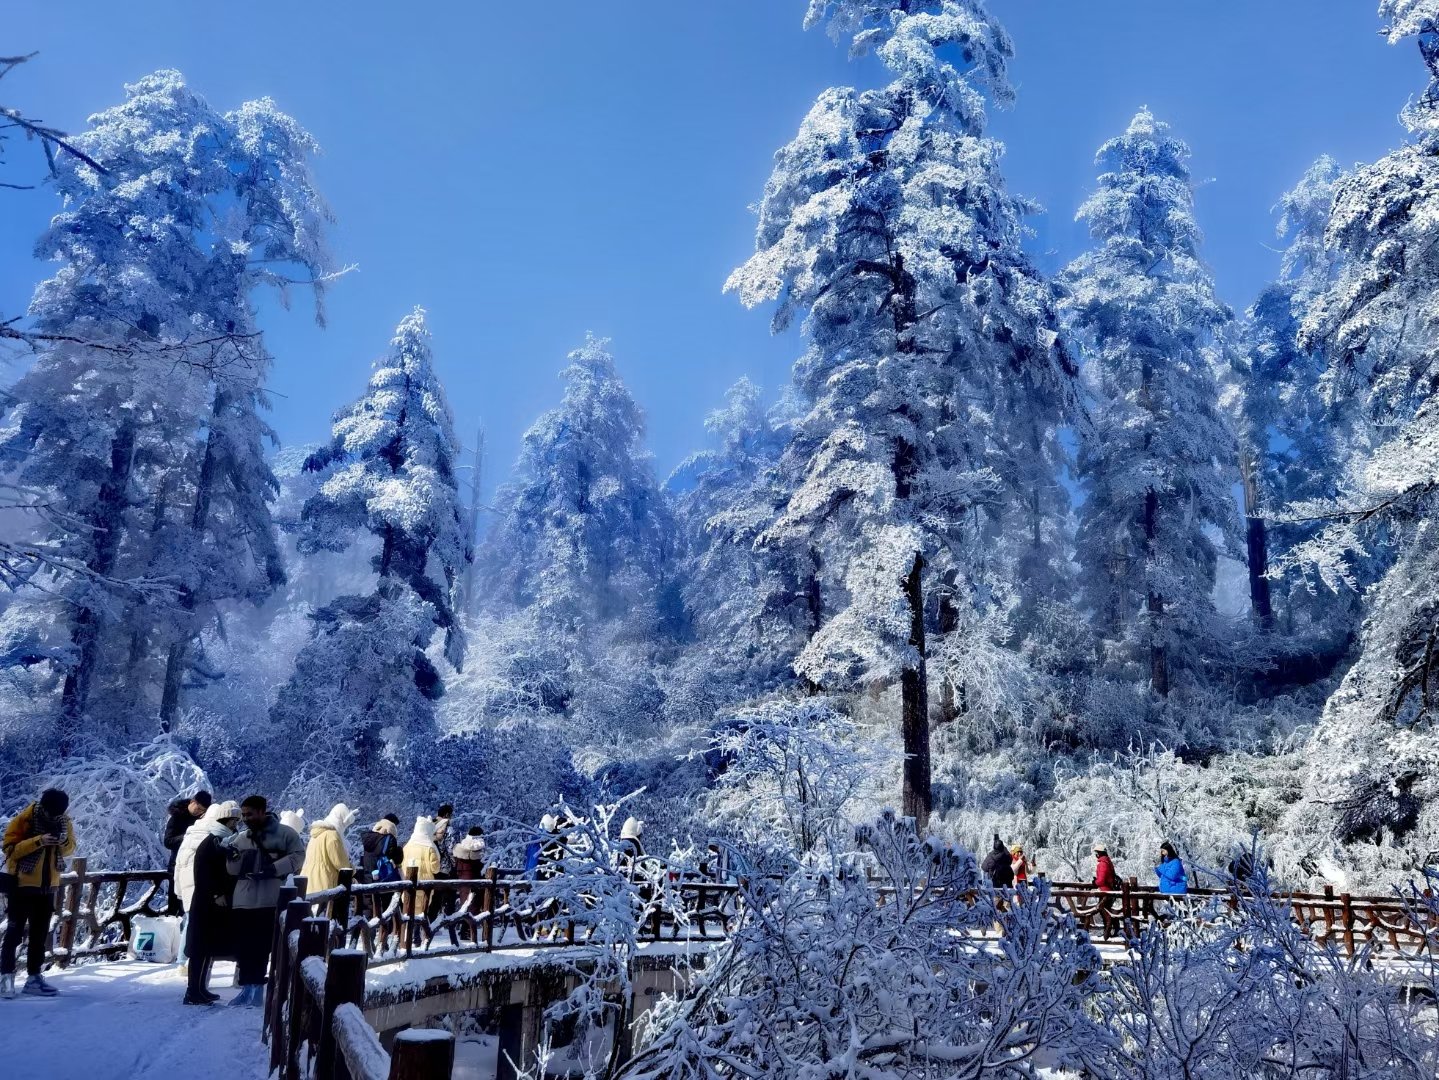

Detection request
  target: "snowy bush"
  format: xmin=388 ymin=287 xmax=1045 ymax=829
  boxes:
xmin=621 ymin=812 xmax=1103 ymax=1078
xmin=6 ymin=735 xmax=208 ymax=870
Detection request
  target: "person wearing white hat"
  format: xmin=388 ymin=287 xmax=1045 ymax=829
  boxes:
xmin=177 ymin=799 xmax=240 ymax=1006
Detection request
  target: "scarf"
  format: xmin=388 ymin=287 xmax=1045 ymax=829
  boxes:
xmin=15 ymin=806 xmax=70 ymax=877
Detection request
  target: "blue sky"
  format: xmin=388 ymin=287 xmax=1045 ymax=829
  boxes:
xmin=0 ymin=1 xmax=1421 ymax=488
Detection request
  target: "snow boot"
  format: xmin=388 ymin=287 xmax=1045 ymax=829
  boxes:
xmin=229 ymin=984 xmax=262 ymax=1007
xmin=0 ymin=974 xmax=14 ymax=999
xmin=22 ymin=975 xmax=58 ymax=997
xmin=183 ymin=990 xmax=215 ymax=1006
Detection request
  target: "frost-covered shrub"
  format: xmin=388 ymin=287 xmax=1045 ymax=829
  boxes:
xmin=5 ymin=736 xmax=208 ymax=870
xmin=701 ymin=697 xmax=896 ymax=860
xmin=621 ymin=813 xmax=1103 ymax=1079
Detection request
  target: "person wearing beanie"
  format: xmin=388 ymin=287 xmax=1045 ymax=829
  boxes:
xmin=279 ymin=809 xmax=307 ymax=836
xmin=2 ymin=787 xmax=76 ymax=998
xmin=1093 ymin=843 xmax=1120 ymax=893
xmin=162 ymin=789 xmax=213 ymax=915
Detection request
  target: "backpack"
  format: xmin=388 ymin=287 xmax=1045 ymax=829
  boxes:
xmin=374 ymin=854 xmax=401 ymax=884
xmin=524 ymin=840 xmax=541 ymax=875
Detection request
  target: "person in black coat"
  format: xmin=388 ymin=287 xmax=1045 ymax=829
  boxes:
xmin=162 ymin=791 xmax=212 ymax=915
xmin=183 ymin=812 xmax=237 ymax=1006
xmin=981 ymin=834 xmax=1015 ymax=889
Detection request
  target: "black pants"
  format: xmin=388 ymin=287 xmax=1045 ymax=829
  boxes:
xmin=1 ymin=889 xmax=54 ymax=977
xmin=232 ymin=906 xmax=275 ymax=986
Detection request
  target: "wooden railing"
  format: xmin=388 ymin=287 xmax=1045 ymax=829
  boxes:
xmin=1039 ymin=875 xmax=1437 ymax=957
xmin=261 ymin=865 xmax=736 ymax=1080
xmin=0 ymin=857 xmax=171 ymax=969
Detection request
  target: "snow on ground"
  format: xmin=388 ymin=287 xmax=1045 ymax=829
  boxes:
xmin=1 ymin=960 xmax=270 ymax=1080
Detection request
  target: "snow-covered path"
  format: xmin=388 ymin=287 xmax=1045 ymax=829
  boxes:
xmin=1 ymin=960 xmax=270 ymax=1080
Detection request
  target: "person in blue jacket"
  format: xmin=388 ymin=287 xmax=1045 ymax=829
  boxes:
xmin=1154 ymin=842 xmax=1188 ymax=895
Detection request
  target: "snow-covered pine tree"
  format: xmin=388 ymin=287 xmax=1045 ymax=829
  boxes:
xmin=668 ymin=379 xmax=809 ymax=697
xmin=726 ymin=0 xmax=1077 ymax=825
xmin=1061 ymin=109 xmax=1240 ymax=698
xmin=1286 ymin=2 xmax=1439 ymax=854
xmin=481 ymin=335 xmax=674 ymax=647
xmin=0 ymin=71 xmax=336 ymax=752
xmin=1235 ymin=158 xmax=1353 ymax=652
xmin=272 ymin=309 xmax=467 ymax=771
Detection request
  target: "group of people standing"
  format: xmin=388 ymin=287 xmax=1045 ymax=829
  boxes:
xmin=980 ymin=833 xmax=1191 ymax=896
xmin=169 ymin=792 xmax=306 ymax=1006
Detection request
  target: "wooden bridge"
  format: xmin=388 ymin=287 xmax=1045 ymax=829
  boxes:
xmin=11 ymin=857 xmax=1438 ymax=1080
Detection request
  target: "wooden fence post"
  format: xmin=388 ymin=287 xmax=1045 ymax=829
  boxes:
xmin=285 ymin=917 xmax=330 ymax=1080
xmin=388 ymin=1029 xmax=455 ymax=1080
xmin=282 ymin=920 xmax=328 ymax=1080
xmin=270 ymin=897 xmax=316 ymax=1064
xmin=332 ymin=868 xmax=355 ymax=951
xmin=1322 ymin=885 xmax=1335 ymax=944
xmin=1341 ymin=893 xmax=1355 ymax=957
xmin=294 ymin=874 xmax=309 ymax=899
xmin=316 ymin=948 xmax=367 ymax=1080
xmin=55 ymin=856 xmax=86 ymax=969
xmin=264 ymin=884 xmax=302 ymax=1049
xmin=406 ymin=864 xmax=420 ymax=957
xmin=483 ymin=867 xmax=498 ymax=951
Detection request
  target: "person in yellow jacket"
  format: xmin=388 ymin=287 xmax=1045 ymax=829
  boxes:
xmin=2 ymin=788 xmax=76 ymax=998
xmin=300 ymin=803 xmax=358 ymax=894
xmin=401 ymin=816 xmax=441 ymax=917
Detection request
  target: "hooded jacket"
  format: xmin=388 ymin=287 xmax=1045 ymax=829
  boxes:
xmin=3 ymin=803 xmax=76 ymax=891
xmin=175 ymin=801 xmax=239 ymax=911
xmin=224 ymin=812 xmax=305 ymax=910
xmin=981 ymin=836 xmax=1014 ymax=888
xmin=301 ymin=803 xmax=358 ymax=893
xmin=401 ymin=816 xmax=441 ymax=911
xmin=359 ymin=819 xmax=401 ymax=882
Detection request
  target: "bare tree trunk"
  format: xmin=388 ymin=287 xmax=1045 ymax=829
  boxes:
xmin=901 ymin=551 xmax=931 ymax=829
xmin=1144 ymin=487 xmax=1169 ymax=697
xmin=1239 ymin=450 xmax=1274 ymax=630
xmin=159 ymin=390 xmax=227 ymax=733
xmin=60 ymin=423 xmax=136 ymax=755
xmin=461 ymin=426 xmax=483 ymax=616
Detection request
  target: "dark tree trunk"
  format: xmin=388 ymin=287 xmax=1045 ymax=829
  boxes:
xmin=159 ymin=391 xmax=227 ymax=733
xmin=1240 ymin=460 xmax=1274 ymax=630
xmin=1144 ymin=486 xmax=1169 ymax=698
xmin=60 ymin=423 xmax=137 ymax=755
xmin=901 ymin=551 xmax=931 ymax=829
xmin=935 ymin=586 xmax=960 ymax=726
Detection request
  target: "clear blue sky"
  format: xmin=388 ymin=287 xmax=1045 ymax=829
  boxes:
xmin=0 ymin=1 xmax=1420 ymax=486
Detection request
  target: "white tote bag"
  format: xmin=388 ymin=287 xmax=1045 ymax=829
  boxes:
xmin=129 ymin=915 xmax=182 ymax=964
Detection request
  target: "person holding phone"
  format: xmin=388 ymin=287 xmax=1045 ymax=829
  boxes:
xmin=1 ymin=788 xmax=76 ymax=998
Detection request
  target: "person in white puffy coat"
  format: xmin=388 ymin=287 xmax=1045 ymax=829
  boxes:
xmin=175 ymin=800 xmax=241 ymax=913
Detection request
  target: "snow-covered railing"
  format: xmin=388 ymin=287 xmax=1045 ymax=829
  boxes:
xmin=1038 ymin=876 xmax=1438 ymax=957
xmin=256 ymin=864 xmax=736 ymax=1080
xmin=0 ymin=856 xmax=171 ymax=969
xmin=294 ymin=864 xmax=739 ymax=969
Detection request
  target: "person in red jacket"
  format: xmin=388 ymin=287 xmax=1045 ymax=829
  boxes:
xmin=1093 ymin=843 xmax=1119 ymax=892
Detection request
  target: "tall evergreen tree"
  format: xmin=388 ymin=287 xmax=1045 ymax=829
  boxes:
xmin=272 ymin=309 xmax=467 ymax=769
xmin=1061 ymin=109 xmax=1239 ymax=698
xmin=669 ymin=379 xmax=809 ymax=696
xmin=1291 ymin=2 xmax=1439 ymax=847
xmin=481 ymin=335 xmax=674 ymax=642
xmin=0 ymin=71 xmax=335 ymax=751
xmin=1236 ymin=158 xmax=1351 ymax=643
xmin=727 ymin=0 xmax=1077 ymax=825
